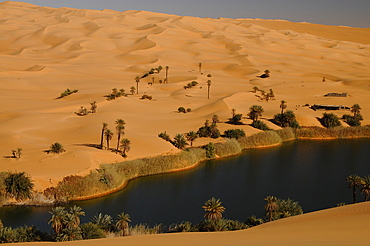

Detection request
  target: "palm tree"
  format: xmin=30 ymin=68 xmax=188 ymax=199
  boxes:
xmin=173 ymin=134 xmax=187 ymax=149
xmin=212 ymin=115 xmax=219 ymax=124
xmin=165 ymin=66 xmax=169 ymax=84
xmin=115 ymin=119 xmax=126 ymax=151
xmin=100 ymin=123 xmax=108 ymax=149
xmin=360 ymin=176 xmax=370 ymax=201
xmin=4 ymin=172 xmax=34 ymax=201
xmin=130 ymin=86 xmax=136 ymax=95
xmin=280 ymin=100 xmax=287 ymax=114
xmin=351 ymin=104 xmax=361 ymax=118
xmin=119 ymin=139 xmax=131 ymax=157
xmin=253 ymin=86 xmax=259 ymax=93
xmin=206 ymin=80 xmax=212 ymax=99
xmin=248 ymin=105 xmax=264 ymax=122
xmin=116 ymin=212 xmax=131 ymax=236
xmin=346 ymin=174 xmax=363 ymax=204
xmin=104 ymin=129 xmax=113 ymax=151
xmin=269 ymin=89 xmax=275 ymax=100
xmin=135 ymin=76 xmax=140 ymax=94
xmin=186 ymin=131 xmax=198 ymax=146
xmin=68 ymin=206 xmax=85 ymax=228
xmin=202 ymin=197 xmax=225 ymax=221
xmin=91 ymin=213 xmax=113 ymax=231
xmin=199 ymin=63 xmax=202 ymax=74
xmin=264 ymin=196 xmax=278 ymax=222
xmin=80 ymin=223 xmax=105 ymax=240
xmin=48 ymin=206 xmax=67 ymax=234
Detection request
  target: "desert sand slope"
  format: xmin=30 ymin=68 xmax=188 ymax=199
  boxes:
xmin=13 ymin=202 xmax=370 ymax=246
xmin=0 ymin=1 xmax=369 ymax=191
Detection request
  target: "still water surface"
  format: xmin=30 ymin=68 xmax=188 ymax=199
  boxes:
xmin=1 ymin=139 xmax=369 ymax=232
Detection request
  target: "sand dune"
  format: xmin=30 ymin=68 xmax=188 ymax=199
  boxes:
xmin=0 ymin=1 xmax=369 ymax=193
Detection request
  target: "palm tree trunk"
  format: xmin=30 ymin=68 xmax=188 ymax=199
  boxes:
xmin=353 ymin=186 xmax=357 ymax=204
xmin=106 ymin=137 xmax=110 ymax=150
xmin=100 ymin=128 xmax=104 ymax=149
xmin=117 ymin=133 xmax=121 ymax=151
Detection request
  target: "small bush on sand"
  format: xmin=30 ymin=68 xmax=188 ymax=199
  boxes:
xmin=224 ymin=129 xmax=246 ymax=139
xmin=60 ymin=89 xmax=78 ymax=98
xmin=251 ymin=120 xmax=271 ymax=131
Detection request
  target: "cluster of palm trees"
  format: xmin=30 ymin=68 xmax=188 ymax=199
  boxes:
xmin=100 ymin=120 xmax=131 ymax=157
xmin=48 ymin=206 xmax=131 ymax=241
xmin=347 ymin=174 xmax=370 ymax=203
xmin=252 ymin=86 xmax=275 ymax=101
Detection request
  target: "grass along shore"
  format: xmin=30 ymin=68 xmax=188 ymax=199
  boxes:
xmin=2 ymin=125 xmax=370 ymax=206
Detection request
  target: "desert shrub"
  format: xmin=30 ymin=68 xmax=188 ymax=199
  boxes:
xmin=319 ymin=113 xmax=341 ymax=128
xmin=246 ymin=215 xmax=264 ymax=227
xmin=237 ymin=131 xmax=282 ymax=149
xmin=140 ymin=94 xmax=152 ymax=100
xmin=228 ymin=114 xmax=243 ymax=125
xmin=12 ymin=225 xmax=43 ymax=242
xmin=198 ymin=219 xmax=248 ymax=232
xmin=49 ymin=142 xmax=65 ymax=154
xmin=275 ymin=127 xmax=296 ymax=142
xmin=60 ymin=89 xmax=78 ymax=98
xmin=272 ymin=110 xmax=299 ymax=128
xmin=214 ymin=139 xmax=242 ymax=157
xmin=224 ymin=129 xmax=246 ymax=139
xmin=270 ymin=198 xmax=303 ymax=221
xmin=178 ymin=107 xmax=186 ymax=113
xmin=186 ymin=108 xmax=192 ymax=113
xmin=204 ymin=142 xmax=215 ymax=158
xmin=127 ymin=224 xmax=161 ymax=236
xmin=251 ymin=120 xmax=271 ymax=131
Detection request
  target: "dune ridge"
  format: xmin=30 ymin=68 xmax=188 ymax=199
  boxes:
xmin=0 ymin=1 xmax=369 ymax=193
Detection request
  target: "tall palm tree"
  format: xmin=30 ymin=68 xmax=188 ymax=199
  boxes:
xmin=186 ymin=131 xmax=198 ymax=146
xmin=116 ymin=212 xmax=131 ymax=236
xmin=280 ymin=100 xmax=287 ymax=114
xmin=100 ymin=123 xmax=108 ymax=149
xmin=351 ymin=104 xmax=361 ymax=118
xmin=206 ymin=80 xmax=212 ymax=99
xmin=165 ymin=66 xmax=169 ymax=84
xmin=346 ymin=174 xmax=363 ymax=204
xmin=91 ymin=213 xmax=113 ymax=231
xmin=248 ymin=105 xmax=264 ymax=122
xmin=68 ymin=206 xmax=85 ymax=228
xmin=48 ymin=206 xmax=67 ymax=234
xmin=202 ymin=197 xmax=225 ymax=221
xmin=135 ymin=76 xmax=140 ymax=94
xmin=253 ymin=86 xmax=259 ymax=93
xmin=199 ymin=63 xmax=202 ymax=74
xmin=104 ymin=129 xmax=114 ymax=151
xmin=360 ymin=176 xmax=370 ymax=201
xmin=264 ymin=196 xmax=278 ymax=222
xmin=115 ymin=119 xmax=126 ymax=151
xmin=119 ymin=139 xmax=131 ymax=157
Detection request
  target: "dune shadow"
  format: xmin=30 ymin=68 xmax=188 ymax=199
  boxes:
xmin=3 ymin=155 xmax=16 ymax=159
xmin=75 ymin=143 xmax=102 ymax=150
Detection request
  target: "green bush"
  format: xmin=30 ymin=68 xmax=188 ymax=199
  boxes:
xmin=228 ymin=114 xmax=243 ymax=125
xmin=4 ymin=172 xmax=34 ymax=201
xmin=251 ymin=120 xmax=271 ymax=131
xmin=319 ymin=113 xmax=341 ymax=128
xmin=205 ymin=142 xmax=216 ymax=158
xmin=214 ymin=139 xmax=242 ymax=157
xmin=271 ymin=110 xmax=299 ymax=128
xmin=342 ymin=114 xmax=362 ymax=127
xmin=60 ymin=89 xmax=78 ymax=98
xmin=224 ymin=129 xmax=246 ymax=139
xmin=178 ymin=107 xmax=186 ymax=113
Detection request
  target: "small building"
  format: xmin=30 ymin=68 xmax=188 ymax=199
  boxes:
xmin=310 ymin=104 xmax=350 ymax=111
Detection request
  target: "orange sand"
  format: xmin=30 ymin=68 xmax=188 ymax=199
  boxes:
xmin=0 ymin=1 xmax=369 ymax=194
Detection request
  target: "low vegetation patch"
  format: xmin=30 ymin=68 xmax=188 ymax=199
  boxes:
xmin=237 ymin=131 xmax=282 ymax=149
xmin=251 ymin=120 xmax=271 ymax=131
xmin=214 ymin=139 xmax=242 ymax=157
xmin=59 ymin=89 xmax=78 ymax=98
xmin=294 ymin=126 xmax=370 ymax=139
